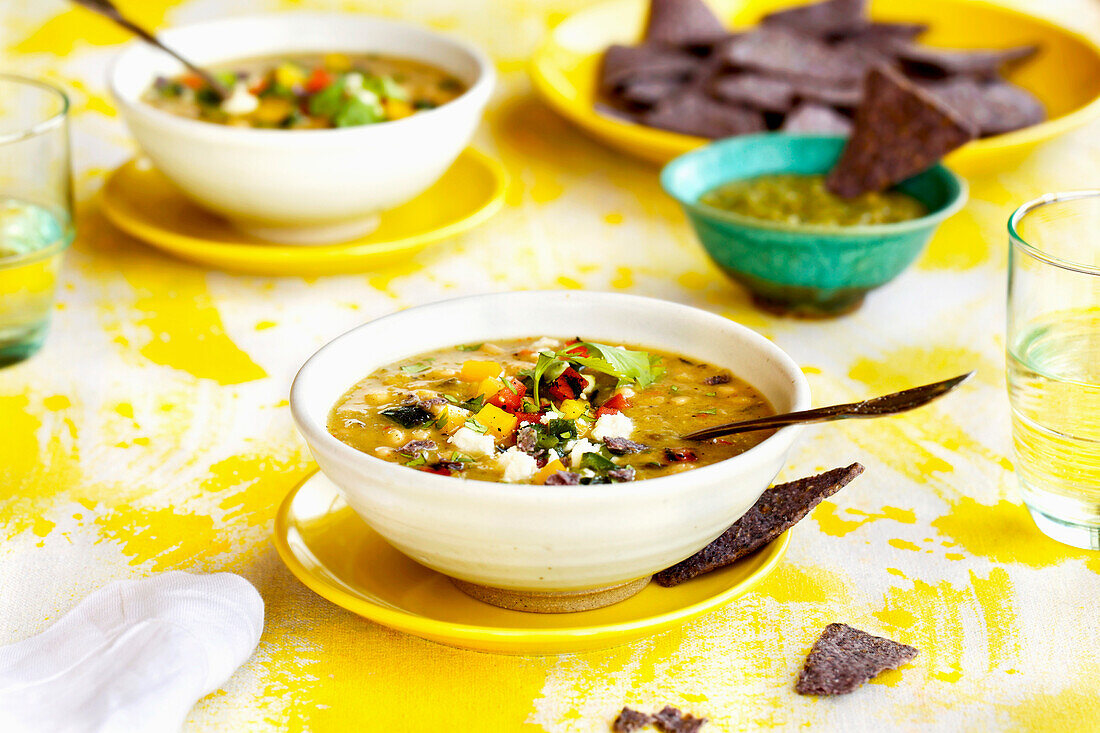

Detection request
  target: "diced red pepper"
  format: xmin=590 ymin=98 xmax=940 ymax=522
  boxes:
xmin=249 ymin=76 xmax=271 ymax=95
xmin=563 ymin=340 xmax=590 ymax=358
xmin=514 ymin=412 xmax=543 ymax=425
xmin=419 ymin=466 xmax=452 ymax=476
xmin=601 ymin=393 xmax=631 ymax=412
xmin=593 ymin=406 xmax=619 ymax=419
xmin=546 ymin=366 xmax=586 ymax=402
xmin=665 ymin=448 xmax=697 ymax=463
xmin=487 ymin=378 xmax=527 ymax=412
xmin=180 ymin=73 xmax=205 ymax=90
xmin=305 ymin=67 xmax=335 ymax=93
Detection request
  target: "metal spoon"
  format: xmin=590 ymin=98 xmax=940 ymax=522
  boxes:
xmin=682 ymin=371 xmax=975 ymax=441
xmin=72 ymin=0 xmax=230 ymax=99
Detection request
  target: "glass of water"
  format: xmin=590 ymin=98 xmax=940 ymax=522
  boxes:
xmin=1007 ymin=191 xmax=1100 ymax=550
xmin=0 ymin=75 xmax=74 ymax=367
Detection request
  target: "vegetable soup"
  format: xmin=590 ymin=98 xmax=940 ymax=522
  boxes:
xmin=143 ymin=52 xmax=465 ymax=129
xmin=328 ymin=337 xmax=775 ymax=485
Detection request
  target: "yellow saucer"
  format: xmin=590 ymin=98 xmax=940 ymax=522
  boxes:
xmin=273 ymin=471 xmax=789 ymax=655
xmin=100 ymin=149 xmax=506 ymax=276
xmin=530 ymin=0 xmax=1100 ymax=171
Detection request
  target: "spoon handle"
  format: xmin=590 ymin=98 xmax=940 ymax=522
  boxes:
xmin=71 ymin=0 xmax=229 ymax=98
xmin=682 ymin=371 xmax=974 ymax=441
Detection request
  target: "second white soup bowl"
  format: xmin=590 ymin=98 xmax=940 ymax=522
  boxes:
xmin=290 ymin=291 xmax=810 ymax=595
xmin=109 ymin=14 xmax=494 ymax=244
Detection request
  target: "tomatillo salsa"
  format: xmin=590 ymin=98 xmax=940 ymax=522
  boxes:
xmin=700 ymin=174 xmax=927 ymax=227
xmin=143 ymin=52 xmax=466 ymax=129
xmin=328 ymin=338 xmax=775 ymax=485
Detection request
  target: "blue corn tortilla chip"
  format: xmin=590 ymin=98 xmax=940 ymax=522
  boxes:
xmin=601 ymin=44 xmax=699 ymax=94
xmin=781 ymin=102 xmax=853 ymax=134
xmin=922 ymin=77 xmax=1044 ymax=136
xmin=654 ymin=464 xmax=864 ymax=586
xmin=642 ymin=89 xmax=766 ymax=138
xmin=718 ymin=28 xmax=872 ymax=84
xmin=644 ymin=0 xmax=730 ymax=48
xmin=708 ymin=73 xmax=795 ymax=112
xmin=890 ymin=41 xmax=1039 ymax=79
xmin=825 ymin=67 xmax=975 ymax=198
xmin=619 ymin=76 xmax=687 ymax=107
xmin=761 ymin=0 xmax=868 ymax=39
xmin=796 ymin=623 xmax=919 ymax=695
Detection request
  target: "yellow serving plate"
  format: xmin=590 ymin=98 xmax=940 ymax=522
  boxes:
xmin=100 ymin=148 xmax=506 ymax=277
xmin=531 ymin=0 xmax=1100 ymax=171
xmin=273 ymin=471 xmax=789 ymax=655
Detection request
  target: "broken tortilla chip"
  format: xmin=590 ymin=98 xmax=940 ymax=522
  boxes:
xmin=654 ymin=463 xmax=864 ymax=587
xmin=825 ymin=67 xmax=975 ymax=198
xmin=796 ymin=623 xmax=919 ymax=696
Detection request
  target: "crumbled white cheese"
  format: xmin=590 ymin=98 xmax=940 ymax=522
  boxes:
xmin=449 ymin=427 xmax=495 ymax=457
xmin=221 ymin=84 xmax=258 ymax=115
xmin=618 ymin=387 xmax=636 ymax=399
xmin=568 ymin=438 xmax=600 ymax=468
xmin=497 ymin=447 xmax=539 ymax=483
xmin=341 ymin=72 xmax=381 ymax=107
xmin=590 ymin=412 xmax=634 ymax=441
xmin=531 ymin=337 xmax=561 ymax=351
xmin=539 ymin=410 xmax=562 ymax=425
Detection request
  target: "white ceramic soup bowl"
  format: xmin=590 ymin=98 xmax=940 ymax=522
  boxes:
xmin=109 ymin=14 xmax=494 ymax=244
xmin=290 ymin=291 xmax=810 ymax=599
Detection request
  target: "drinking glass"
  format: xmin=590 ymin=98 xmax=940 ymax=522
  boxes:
xmin=0 ymin=75 xmax=74 ymax=367
xmin=1007 ymin=191 xmax=1100 ymax=550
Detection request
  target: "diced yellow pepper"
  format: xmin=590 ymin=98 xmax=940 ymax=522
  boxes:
xmin=559 ymin=399 xmax=588 ymax=420
xmin=384 ymin=99 xmax=415 ymax=120
xmin=460 ymin=360 xmax=502 ymax=382
xmin=437 ymin=406 xmax=467 ymax=435
xmin=476 ymin=377 xmax=504 ymax=398
xmin=535 ymin=459 xmax=566 ymax=485
xmin=274 ymin=63 xmax=307 ymax=89
xmin=475 ymin=404 xmax=518 ymax=440
xmin=323 ymin=53 xmax=352 ymax=72
xmin=252 ymin=97 xmax=293 ymax=125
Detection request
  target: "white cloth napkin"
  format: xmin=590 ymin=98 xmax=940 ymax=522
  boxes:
xmin=0 ymin=572 xmax=263 ymax=733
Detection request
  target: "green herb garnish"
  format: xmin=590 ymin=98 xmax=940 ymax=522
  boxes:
xmin=400 ymin=361 xmax=432 ymax=375
xmin=465 ymin=417 xmax=488 ymax=434
xmin=433 ymin=413 xmax=448 ymax=430
xmin=580 ymin=452 xmax=618 ymax=473
xmin=561 ymin=342 xmax=663 ymax=389
xmin=380 ymin=404 xmax=433 ymax=428
xmin=456 ymin=343 xmax=483 ymax=352
xmin=698 ymin=409 xmax=717 ymax=415
xmin=405 ymin=455 xmax=427 ymax=467
xmin=462 ymin=395 xmax=485 ymax=412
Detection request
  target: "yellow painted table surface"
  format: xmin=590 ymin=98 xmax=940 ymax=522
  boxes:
xmin=1 ymin=1 xmax=1098 ymax=730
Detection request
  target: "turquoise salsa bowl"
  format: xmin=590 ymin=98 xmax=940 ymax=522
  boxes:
xmin=660 ymin=134 xmax=968 ymax=316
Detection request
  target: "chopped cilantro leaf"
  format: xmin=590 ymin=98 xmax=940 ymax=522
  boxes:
xmin=405 ymin=455 xmax=427 ymax=467
xmin=456 ymin=343 xmax=483 ymax=352
xmin=400 ymin=361 xmax=432 ymax=375
xmin=465 ymin=418 xmax=488 ymax=434
xmin=462 ymin=395 xmax=485 ymax=412
xmin=698 ymin=408 xmax=717 ymax=415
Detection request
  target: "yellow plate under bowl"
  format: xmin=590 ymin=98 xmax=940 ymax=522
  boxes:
xmin=100 ymin=148 xmax=506 ymax=276
xmin=273 ymin=471 xmax=789 ymax=655
xmin=531 ymin=0 xmax=1100 ymax=171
